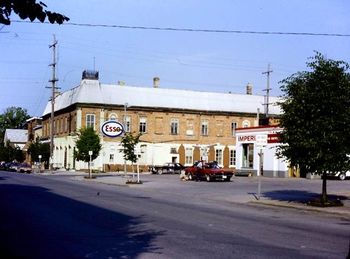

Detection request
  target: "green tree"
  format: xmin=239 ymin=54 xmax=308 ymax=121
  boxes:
xmin=0 ymin=141 xmax=24 ymax=162
xmin=120 ymin=132 xmax=142 ymax=172
xmin=0 ymin=0 xmax=69 ymax=25
xmin=0 ymin=106 xmax=30 ymax=143
xmin=75 ymin=127 xmax=101 ymax=177
xmin=278 ymin=53 xmax=350 ymax=205
xmin=28 ymin=137 xmax=50 ymax=168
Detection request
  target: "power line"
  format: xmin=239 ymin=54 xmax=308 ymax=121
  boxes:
xmin=12 ymin=20 xmax=350 ymax=37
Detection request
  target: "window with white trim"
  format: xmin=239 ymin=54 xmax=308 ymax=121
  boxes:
xmin=201 ymin=120 xmax=209 ymax=136
xmin=242 ymin=120 xmax=250 ymax=128
xmin=139 ymin=117 xmax=147 ymax=133
xmin=109 ymin=113 xmax=118 ymax=121
xmin=229 ymin=149 xmax=236 ymax=166
xmin=86 ymin=114 xmax=95 ymax=129
xmin=170 ymin=118 xmax=179 ymax=135
xmin=124 ymin=115 xmax=131 ymax=132
xmin=231 ymin=122 xmax=237 ymax=136
xmin=185 ymin=148 xmax=193 ymax=165
xmin=215 ymin=149 xmax=223 ymax=165
xmin=109 ymin=154 xmax=114 ymax=163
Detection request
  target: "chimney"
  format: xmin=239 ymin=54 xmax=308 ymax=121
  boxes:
xmin=118 ymin=80 xmax=125 ymax=86
xmin=153 ymin=77 xmax=160 ymax=88
xmin=246 ymin=83 xmax=253 ymax=95
xmin=82 ymin=70 xmax=99 ymax=80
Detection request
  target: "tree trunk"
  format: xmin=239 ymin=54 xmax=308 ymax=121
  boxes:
xmin=321 ymin=171 xmax=328 ymax=205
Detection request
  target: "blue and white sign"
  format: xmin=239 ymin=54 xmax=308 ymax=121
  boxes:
xmin=101 ymin=120 xmax=124 ymax=138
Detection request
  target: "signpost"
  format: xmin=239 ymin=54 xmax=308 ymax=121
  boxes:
xmin=256 ymin=135 xmax=267 ymax=200
xmin=38 ymin=155 xmax=42 ymax=173
xmin=88 ymin=151 xmax=93 ymax=179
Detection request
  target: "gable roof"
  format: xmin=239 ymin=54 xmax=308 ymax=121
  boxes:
xmin=4 ymin=129 xmax=28 ymax=144
xmin=43 ymin=79 xmax=282 ymax=116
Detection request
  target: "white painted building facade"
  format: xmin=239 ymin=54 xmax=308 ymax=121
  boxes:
xmin=235 ymin=126 xmax=289 ymax=177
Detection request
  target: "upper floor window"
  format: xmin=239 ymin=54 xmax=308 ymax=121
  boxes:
xmin=139 ymin=117 xmax=147 ymax=133
xmin=242 ymin=120 xmax=250 ymax=128
xmin=170 ymin=118 xmax=179 ymax=135
xmin=201 ymin=120 xmax=209 ymax=136
xmin=109 ymin=113 xmax=118 ymax=121
xmin=86 ymin=114 xmax=95 ymax=129
xmin=231 ymin=122 xmax=237 ymax=136
xmin=124 ymin=115 xmax=131 ymax=133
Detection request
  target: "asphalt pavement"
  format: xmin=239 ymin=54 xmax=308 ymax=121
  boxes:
xmin=41 ymin=170 xmax=350 ymax=218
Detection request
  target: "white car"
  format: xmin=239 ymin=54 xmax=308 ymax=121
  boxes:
xmin=328 ymin=171 xmax=350 ymax=180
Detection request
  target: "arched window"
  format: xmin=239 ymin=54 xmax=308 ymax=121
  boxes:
xmin=109 ymin=113 xmax=118 ymax=121
xmin=242 ymin=120 xmax=250 ymax=128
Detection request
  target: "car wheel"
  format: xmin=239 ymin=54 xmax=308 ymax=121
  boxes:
xmin=206 ymin=175 xmax=211 ymax=182
xmin=157 ymin=169 xmax=163 ymax=175
xmin=339 ymin=173 xmax=346 ymax=181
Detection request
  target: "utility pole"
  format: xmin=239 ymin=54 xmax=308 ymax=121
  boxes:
xmin=262 ymin=64 xmax=273 ymax=117
xmin=46 ymin=35 xmax=60 ymax=170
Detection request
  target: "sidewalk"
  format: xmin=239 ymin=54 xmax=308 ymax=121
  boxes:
xmin=40 ymin=170 xmax=350 ymax=218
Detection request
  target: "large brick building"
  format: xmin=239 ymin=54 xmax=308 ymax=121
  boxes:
xmin=41 ymin=73 xmax=281 ymax=172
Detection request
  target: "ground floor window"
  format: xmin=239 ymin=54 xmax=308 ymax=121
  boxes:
xmin=229 ymin=149 xmax=236 ymax=166
xmin=242 ymin=143 xmax=254 ymax=168
xmin=215 ymin=149 xmax=223 ymax=165
xmin=185 ymin=148 xmax=193 ymax=165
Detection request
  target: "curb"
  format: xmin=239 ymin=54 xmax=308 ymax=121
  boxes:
xmin=249 ymin=200 xmax=350 ymax=218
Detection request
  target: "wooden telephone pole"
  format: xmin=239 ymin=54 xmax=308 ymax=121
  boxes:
xmin=262 ymin=64 xmax=273 ymax=117
xmin=46 ymin=35 xmax=60 ymax=170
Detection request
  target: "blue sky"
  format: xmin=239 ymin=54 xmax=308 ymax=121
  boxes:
xmin=0 ymin=0 xmax=349 ymax=116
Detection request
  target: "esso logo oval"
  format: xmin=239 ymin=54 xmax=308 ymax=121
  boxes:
xmin=101 ymin=121 xmax=124 ymax=138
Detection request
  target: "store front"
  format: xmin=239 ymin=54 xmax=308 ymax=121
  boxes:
xmin=235 ymin=126 xmax=289 ymax=178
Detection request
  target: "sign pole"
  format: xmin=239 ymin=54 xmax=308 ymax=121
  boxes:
xmin=88 ymin=151 xmax=93 ymax=179
xmin=257 ymin=148 xmax=263 ymax=200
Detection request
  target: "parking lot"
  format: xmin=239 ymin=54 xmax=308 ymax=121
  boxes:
xmin=61 ymin=172 xmax=350 ymax=214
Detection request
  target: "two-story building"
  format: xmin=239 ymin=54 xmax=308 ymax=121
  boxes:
xmin=41 ymin=71 xmax=281 ymax=172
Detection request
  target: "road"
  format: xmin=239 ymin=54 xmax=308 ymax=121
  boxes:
xmin=0 ymin=171 xmax=349 ymax=258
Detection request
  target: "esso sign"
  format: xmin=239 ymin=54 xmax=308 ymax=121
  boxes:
xmin=101 ymin=121 xmax=124 ymax=138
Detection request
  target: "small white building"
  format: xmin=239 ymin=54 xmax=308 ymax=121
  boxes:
xmin=235 ymin=126 xmax=289 ymax=178
xmin=4 ymin=129 xmax=28 ymax=150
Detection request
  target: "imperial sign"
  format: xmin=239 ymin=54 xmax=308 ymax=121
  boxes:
xmin=101 ymin=121 xmax=124 ymax=138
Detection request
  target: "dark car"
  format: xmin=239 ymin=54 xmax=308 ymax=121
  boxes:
xmin=150 ymin=163 xmax=186 ymax=174
xmin=185 ymin=161 xmax=233 ymax=182
xmin=17 ymin=163 xmax=32 ymax=174
xmin=6 ymin=162 xmax=21 ymax=172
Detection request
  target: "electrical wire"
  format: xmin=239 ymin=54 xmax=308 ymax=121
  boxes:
xmin=12 ymin=20 xmax=350 ymax=37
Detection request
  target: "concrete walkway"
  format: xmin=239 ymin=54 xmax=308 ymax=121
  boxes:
xmin=40 ymin=170 xmax=350 ymax=218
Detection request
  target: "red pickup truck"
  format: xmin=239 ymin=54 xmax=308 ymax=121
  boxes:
xmin=185 ymin=161 xmax=233 ymax=182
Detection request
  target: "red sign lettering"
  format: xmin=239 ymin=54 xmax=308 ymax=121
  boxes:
xmin=238 ymin=135 xmax=256 ymax=142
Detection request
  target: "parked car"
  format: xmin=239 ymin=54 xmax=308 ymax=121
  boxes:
xmin=326 ymin=171 xmax=350 ymax=181
xmin=150 ymin=163 xmax=186 ymax=174
xmin=17 ymin=163 xmax=32 ymax=174
xmin=185 ymin=161 xmax=233 ymax=182
xmin=6 ymin=162 xmax=21 ymax=172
